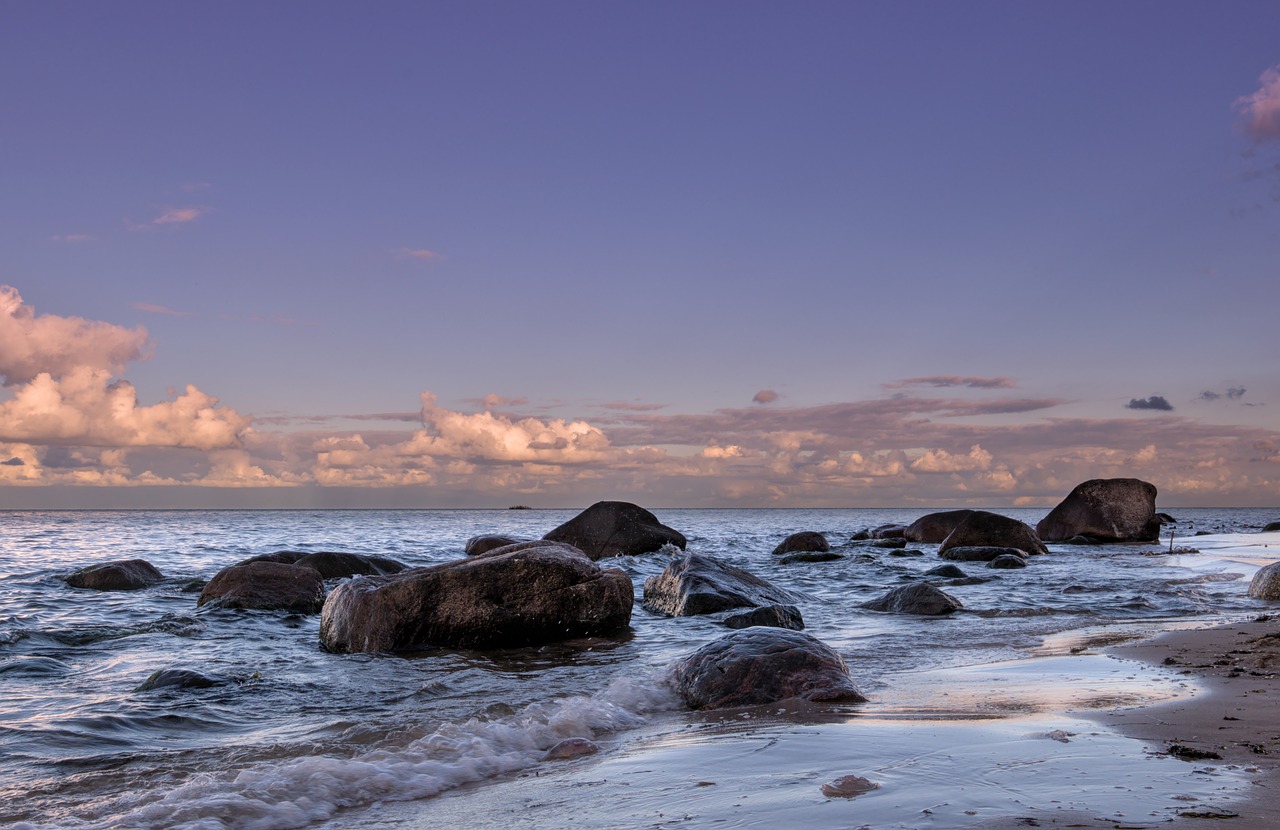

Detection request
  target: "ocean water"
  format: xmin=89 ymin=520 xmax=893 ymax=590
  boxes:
xmin=1 ymin=507 xmax=1278 ymax=829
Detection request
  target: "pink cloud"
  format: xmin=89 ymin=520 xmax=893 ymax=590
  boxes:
xmin=50 ymin=234 xmax=95 ymax=243
xmin=0 ymin=286 xmax=150 ymax=385
xmin=752 ymin=389 xmax=780 ymax=404
xmin=1237 ymin=64 xmax=1280 ymax=143
xmin=885 ymin=376 xmax=1017 ymax=389
xmin=396 ymin=247 xmax=440 ymax=262
xmin=132 ymin=302 xmax=193 ymax=317
xmin=599 ymin=401 xmax=667 ymax=412
xmin=151 ymin=206 xmax=210 ymax=225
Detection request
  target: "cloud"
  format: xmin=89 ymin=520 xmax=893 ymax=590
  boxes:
xmin=132 ymin=302 xmax=193 ymax=317
xmin=1125 ymin=396 xmax=1174 ymax=411
xmin=50 ymin=234 xmax=94 ymax=243
xmin=753 ymin=389 xmax=780 ymax=404
xmin=910 ymin=444 xmax=993 ymax=473
xmin=885 ymin=376 xmax=1017 ymax=389
xmin=1237 ymin=64 xmax=1280 ymax=143
xmin=0 ymin=286 xmax=150 ymax=385
xmin=151 ymin=206 xmax=210 ymax=226
xmin=1200 ymin=386 xmax=1247 ymax=402
xmin=599 ymin=401 xmax=667 ymax=412
xmin=396 ymin=248 xmax=440 ymax=262
xmin=461 ymin=393 xmax=529 ymax=410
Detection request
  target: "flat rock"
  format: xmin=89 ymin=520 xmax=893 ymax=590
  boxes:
xmin=543 ymin=501 xmax=686 ymax=560
xmin=1036 ymin=478 xmax=1161 ymax=543
xmin=861 ymin=583 xmax=962 ymax=615
xmin=65 ymin=559 xmax=163 ymax=591
xmin=643 ymin=552 xmax=801 ymax=616
xmin=939 ymin=546 xmax=1028 ymax=563
xmin=939 ymin=511 xmax=1047 ymax=556
xmin=904 ymin=510 xmax=977 ymax=543
xmin=871 ymin=523 xmax=907 ymax=539
xmin=779 ymin=551 xmax=844 ymax=564
xmin=197 ymin=561 xmax=326 ymax=613
xmin=320 ymin=541 xmax=632 ymax=652
xmin=672 ymin=628 xmax=866 ymax=710
xmin=772 ymin=531 xmax=830 ymax=555
xmin=723 ymin=604 xmax=804 ymax=631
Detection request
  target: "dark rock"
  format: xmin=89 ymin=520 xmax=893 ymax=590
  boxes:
xmin=180 ymin=579 xmax=207 ymax=593
xmin=939 ymin=546 xmax=1028 ymax=563
xmin=319 ymin=541 xmax=632 ymax=652
xmin=1194 ymin=530 xmax=1212 ymax=536
xmin=848 ymin=528 xmax=872 ymax=541
xmin=939 ymin=511 xmax=1047 ymax=556
xmin=1035 ymin=478 xmax=1160 ymax=543
xmin=65 ymin=559 xmax=163 ymax=591
xmin=465 ymin=534 xmax=531 ymax=556
xmin=1063 ymin=535 xmax=1102 ymax=545
xmin=772 ymin=531 xmax=830 ymax=555
xmin=643 ymin=552 xmax=801 ymax=616
xmin=671 ymin=628 xmax=866 ymax=710
xmin=934 ymin=576 xmax=989 ymax=587
xmin=779 ymin=551 xmax=844 ymax=564
xmin=134 ymin=668 xmax=224 ymax=693
xmin=821 ymin=775 xmax=879 ymax=798
xmin=904 ymin=510 xmax=977 ymax=543
xmin=869 ymin=538 xmax=907 ymax=549
xmin=871 ymin=523 xmax=907 ymax=539
xmin=544 ymin=738 xmax=599 ymax=760
xmin=924 ymin=564 xmax=968 ymax=578
xmin=198 ymin=561 xmax=326 ymax=613
xmin=543 ymin=501 xmax=686 ymax=560
xmin=1264 ymin=522 xmax=1280 ymax=533
xmin=1248 ymin=562 xmax=1280 ymax=600
xmin=1156 ymin=512 xmax=1178 ymax=523
xmin=988 ymin=554 xmax=1028 ymax=569
xmin=239 ymin=551 xmax=405 ymax=579
xmin=888 ymin=549 xmax=924 ymax=558
xmin=861 ymin=583 xmax=962 ymax=615
xmin=723 ymin=604 xmax=805 ymax=630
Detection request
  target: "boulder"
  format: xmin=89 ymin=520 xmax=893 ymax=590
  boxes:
xmin=988 ymin=554 xmax=1028 ymax=569
xmin=643 ymin=552 xmax=801 ymax=616
xmin=1035 ymin=478 xmax=1160 ymax=543
xmin=779 ymin=551 xmax=844 ymax=564
xmin=723 ymin=604 xmax=805 ymax=631
xmin=939 ymin=511 xmax=1048 ymax=556
xmin=871 ymin=523 xmax=907 ymax=539
xmin=772 ymin=531 xmax=830 ymax=555
xmin=861 ymin=583 xmax=962 ymax=615
xmin=465 ymin=534 xmax=531 ymax=556
xmin=924 ymin=564 xmax=968 ymax=579
xmin=543 ymin=501 xmax=686 ymax=560
xmin=671 ymin=628 xmax=866 ymax=710
xmin=904 ymin=510 xmax=977 ymax=543
xmin=197 ymin=561 xmax=326 ymax=613
xmin=939 ymin=546 xmax=1028 ymax=563
xmin=1264 ymin=522 xmax=1280 ymax=533
xmin=134 ymin=669 xmax=224 ymax=693
xmin=319 ymin=541 xmax=632 ymax=653
xmin=65 ymin=559 xmax=163 ymax=591
xmin=1249 ymin=562 xmax=1280 ymax=600
xmin=848 ymin=528 xmax=872 ymax=541
xmin=239 ymin=551 xmax=405 ymax=579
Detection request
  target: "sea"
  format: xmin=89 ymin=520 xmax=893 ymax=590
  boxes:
xmin=2 ymin=507 xmax=1279 ymax=830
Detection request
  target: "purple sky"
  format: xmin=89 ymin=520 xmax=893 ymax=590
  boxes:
xmin=2 ymin=2 xmax=1278 ymax=508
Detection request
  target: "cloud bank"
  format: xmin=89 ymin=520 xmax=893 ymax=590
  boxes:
xmin=1126 ymin=396 xmax=1174 ymax=412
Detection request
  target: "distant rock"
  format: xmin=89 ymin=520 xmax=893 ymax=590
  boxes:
xmin=939 ymin=511 xmax=1047 ymax=556
xmin=848 ymin=528 xmax=872 ymax=541
xmin=988 ymin=554 xmax=1028 ymax=569
xmin=723 ymin=604 xmax=805 ymax=631
xmin=1264 ymin=521 xmax=1280 ymax=533
xmin=134 ymin=668 xmax=224 ymax=693
xmin=239 ymin=551 xmax=405 ymax=579
xmin=65 ymin=559 xmax=163 ymax=591
xmin=643 ymin=552 xmax=801 ymax=616
xmin=1249 ymin=562 xmax=1280 ymax=600
xmin=772 ymin=531 xmax=830 ymax=555
xmin=1156 ymin=513 xmax=1178 ymax=524
xmin=939 ymin=546 xmax=1028 ymax=563
xmin=320 ymin=541 xmax=632 ymax=652
xmin=861 ymin=583 xmax=962 ymax=615
xmin=543 ymin=501 xmax=686 ymax=560
xmin=197 ymin=561 xmax=326 ymax=613
xmin=1035 ymin=478 xmax=1160 ymax=543
xmin=779 ymin=551 xmax=844 ymax=564
xmin=672 ymin=628 xmax=866 ymax=710
xmin=904 ymin=510 xmax=977 ymax=543
xmin=888 ymin=548 xmax=925 ymax=557
xmin=465 ymin=534 xmax=531 ymax=556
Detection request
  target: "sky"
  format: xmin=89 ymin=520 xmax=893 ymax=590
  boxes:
xmin=1 ymin=1 xmax=1278 ymax=509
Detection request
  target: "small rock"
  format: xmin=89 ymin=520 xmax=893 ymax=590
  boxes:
xmin=772 ymin=531 xmax=830 ymax=555
xmin=940 ymin=546 xmax=1028 ymax=563
xmin=923 ymin=564 xmax=968 ymax=578
xmin=723 ymin=604 xmax=804 ymax=631
xmin=861 ymin=583 xmax=962 ymax=615
xmin=888 ymin=549 xmax=924 ymax=558
xmin=465 ymin=534 xmax=531 ymax=556
xmin=821 ymin=775 xmax=879 ymax=798
xmin=134 ymin=668 xmax=224 ymax=693
xmin=65 ymin=559 xmax=163 ymax=591
xmin=544 ymin=737 xmax=600 ymax=760
xmin=1264 ymin=521 xmax=1280 ymax=533
xmin=779 ymin=551 xmax=843 ymax=564
xmin=1248 ymin=562 xmax=1280 ymax=600
xmin=988 ymin=554 xmax=1028 ymax=569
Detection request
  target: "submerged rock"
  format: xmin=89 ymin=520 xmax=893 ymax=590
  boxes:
xmin=939 ymin=546 xmax=1028 ymax=563
xmin=465 ymin=534 xmax=531 ymax=556
xmin=779 ymin=551 xmax=844 ymax=564
xmin=643 ymin=552 xmax=801 ymax=616
xmin=923 ymin=564 xmax=969 ymax=579
xmin=134 ymin=668 xmax=224 ymax=693
xmin=544 ymin=738 xmax=600 ymax=760
xmin=198 ymin=561 xmax=326 ymax=613
xmin=939 ymin=511 xmax=1047 ymax=557
xmin=1249 ymin=562 xmax=1280 ymax=600
xmin=1264 ymin=521 xmax=1280 ymax=533
xmin=904 ymin=510 xmax=976 ymax=543
xmin=672 ymin=628 xmax=866 ymax=710
xmin=861 ymin=583 xmax=962 ymax=615
xmin=722 ymin=604 xmax=805 ymax=631
xmin=771 ymin=531 xmax=830 ymax=555
xmin=988 ymin=554 xmax=1028 ymax=569
xmin=543 ymin=501 xmax=686 ymax=560
xmin=65 ymin=559 xmax=163 ymax=591
xmin=319 ymin=541 xmax=633 ymax=652
xmin=1036 ymin=478 xmax=1160 ymax=543
xmin=821 ymin=775 xmax=879 ymax=798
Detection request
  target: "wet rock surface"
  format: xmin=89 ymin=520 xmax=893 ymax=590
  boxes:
xmin=939 ymin=511 xmax=1047 ymax=556
xmin=861 ymin=583 xmax=963 ymax=615
xmin=465 ymin=534 xmax=532 ymax=556
xmin=198 ymin=561 xmax=326 ymax=613
xmin=1036 ymin=478 xmax=1161 ymax=543
xmin=65 ymin=559 xmax=163 ymax=591
xmin=240 ymin=551 xmax=406 ymax=579
xmin=771 ymin=531 xmax=830 ymax=555
xmin=722 ymin=604 xmax=805 ymax=631
xmin=939 ymin=545 xmax=1028 ymax=563
xmin=543 ymin=501 xmax=686 ymax=560
xmin=904 ymin=510 xmax=977 ymax=543
xmin=643 ymin=552 xmax=801 ymax=616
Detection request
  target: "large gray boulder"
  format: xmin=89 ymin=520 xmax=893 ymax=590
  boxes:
xmin=1249 ymin=562 xmax=1280 ymax=600
xmin=671 ymin=628 xmax=866 ymax=710
xmin=543 ymin=501 xmax=686 ymax=560
xmin=939 ymin=511 xmax=1048 ymax=556
xmin=319 ymin=541 xmax=632 ymax=653
xmin=643 ymin=552 xmax=801 ymax=616
xmin=861 ymin=583 xmax=962 ymax=615
xmin=240 ymin=551 xmax=405 ymax=579
xmin=771 ymin=531 xmax=830 ymax=555
xmin=198 ymin=561 xmax=326 ymax=613
xmin=904 ymin=510 xmax=976 ymax=543
xmin=65 ymin=559 xmax=163 ymax=591
xmin=1035 ymin=478 xmax=1160 ymax=543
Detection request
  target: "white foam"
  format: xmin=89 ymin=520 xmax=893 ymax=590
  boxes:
xmin=101 ymin=672 xmax=679 ymax=830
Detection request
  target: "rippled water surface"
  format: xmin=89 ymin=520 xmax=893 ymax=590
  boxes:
xmin=1 ymin=507 xmax=1277 ymax=828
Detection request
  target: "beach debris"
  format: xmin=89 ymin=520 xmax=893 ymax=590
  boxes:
xmin=464 ymin=534 xmax=531 ymax=556
xmin=672 ymin=628 xmax=866 ymax=710
xmin=543 ymin=501 xmax=686 ymax=560
xmin=821 ymin=774 xmax=879 ymax=798
xmin=65 ymin=559 xmax=163 ymax=591
xmin=861 ymin=583 xmax=962 ymax=616
xmin=1035 ymin=478 xmax=1161 ymax=543
xmin=198 ymin=561 xmax=325 ymax=613
xmin=643 ymin=552 xmax=801 ymax=616
xmin=543 ymin=737 xmax=599 ymax=760
xmin=320 ymin=541 xmax=633 ymax=652
xmin=1248 ymin=562 xmax=1280 ymax=600
xmin=904 ymin=510 xmax=977 ymax=543
xmin=722 ymin=604 xmax=804 ymax=631
xmin=1167 ymin=744 xmax=1223 ymax=761
xmin=939 ymin=511 xmax=1047 ymax=556
xmin=772 ymin=531 xmax=830 ymax=555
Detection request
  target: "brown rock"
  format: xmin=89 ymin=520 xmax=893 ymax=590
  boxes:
xmin=65 ymin=559 xmax=163 ymax=591
xmin=197 ymin=561 xmax=326 ymax=613
xmin=1035 ymin=478 xmax=1161 ymax=543
xmin=1249 ymin=562 xmax=1280 ymax=600
xmin=771 ymin=531 xmax=830 ymax=555
xmin=543 ymin=501 xmax=686 ymax=560
xmin=544 ymin=738 xmax=600 ymax=760
xmin=239 ymin=551 xmax=405 ymax=578
xmin=821 ymin=775 xmax=879 ymax=798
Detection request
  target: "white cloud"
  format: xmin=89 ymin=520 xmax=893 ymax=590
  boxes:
xmin=910 ymin=444 xmax=993 ymax=473
xmin=0 ymin=286 xmax=150 ymax=385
